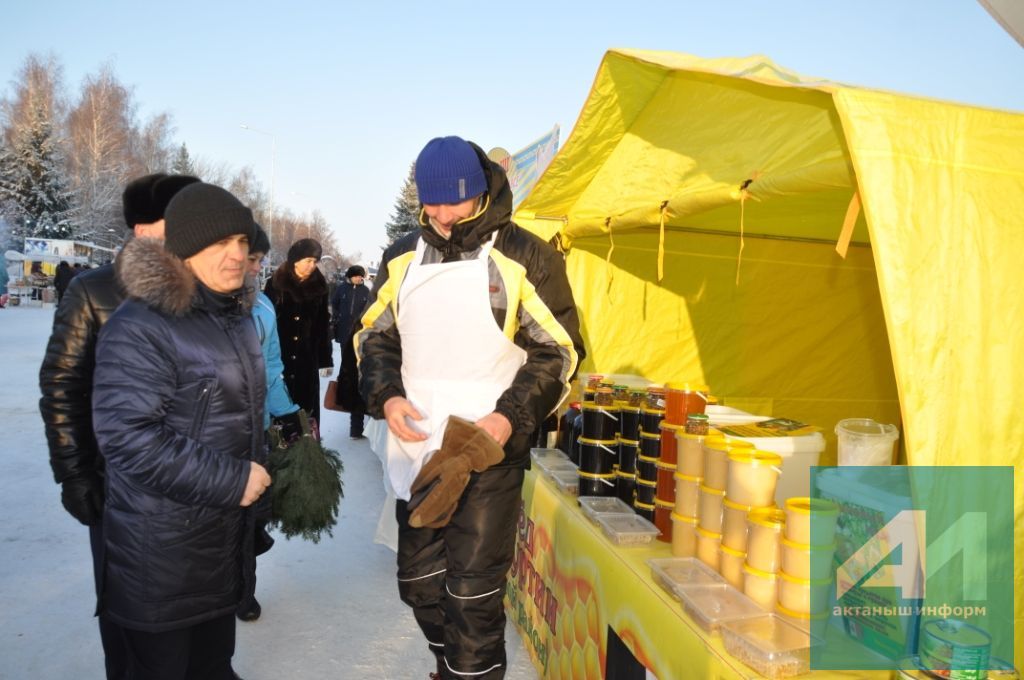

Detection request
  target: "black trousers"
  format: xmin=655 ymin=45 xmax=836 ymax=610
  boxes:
xmin=89 ymin=523 xmax=131 ymax=680
xmin=396 ymin=466 xmax=524 ymax=680
xmin=120 ymin=613 xmax=236 ymax=680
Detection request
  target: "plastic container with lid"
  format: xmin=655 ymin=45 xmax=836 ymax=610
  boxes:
xmin=639 ymin=431 xmax=661 ymax=460
xmin=653 ymin=498 xmax=674 ymax=542
xmin=720 ymin=613 xmax=817 ymax=679
xmin=719 ymin=544 xmax=746 ymax=589
xmin=776 ymin=603 xmax=830 ymax=642
xmin=673 ymin=472 xmax=701 ymax=517
xmin=747 ymin=508 xmax=787 ymax=573
xmin=665 ymin=381 xmax=709 ymax=425
xmin=721 ymin=497 xmax=758 ymax=552
xmin=578 ymin=496 xmax=634 ymax=523
xmin=658 ymin=421 xmax=682 ymax=465
xmin=548 ymin=467 xmax=579 ymax=496
xmin=835 ymin=417 xmax=899 ymax=467
xmin=743 ymin=562 xmax=779 ymax=610
xmin=698 ymin=484 xmax=726 ymax=533
xmin=640 ymin=407 xmax=665 ymax=436
xmin=655 ymin=462 xmax=676 ymax=502
xmin=531 ymin=447 xmax=570 ymax=467
xmin=784 ymin=497 xmax=839 ymax=546
xmin=780 ymin=537 xmax=836 ymax=581
xmin=777 ymin=571 xmax=832 ymax=615
xmin=644 ymin=386 xmax=667 ymax=411
xmin=708 ymin=427 xmax=826 ymax=507
xmin=677 ymin=583 xmax=763 ymax=633
xmin=676 ymin=431 xmax=705 ymax=476
xmin=634 ymin=499 xmax=655 ymax=522
xmin=580 ymin=402 xmax=619 ymax=441
xmin=919 ymin=618 xmax=994 ymax=680
xmin=647 ymin=556 xmax=725 ymax=595
xmin=703 ymin=435 xmax=754 ymax=490
xmin=618 ymin=407 xmax=641 ymax=442
xmin=671 ymin=513 xmax=699 ymax=557
xmin=595 ymin=512 xmax=659 ymax=545
xmin=696 ymin=526 xmax=722 ymax=570
xmin=577 ymin=470 xmax=616 ymax=497
xmin=727 ymin=450 xmax=782 ymax=507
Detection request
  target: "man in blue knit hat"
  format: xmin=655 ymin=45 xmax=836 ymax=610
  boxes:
xmin=357 ymin=136 xmax=585 ymax=679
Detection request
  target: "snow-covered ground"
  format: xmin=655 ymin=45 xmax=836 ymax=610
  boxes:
xmin=0 ymin=305 xmax=537 ymax=680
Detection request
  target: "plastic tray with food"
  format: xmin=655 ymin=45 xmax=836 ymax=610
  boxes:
xmin=595 ymin=513 xmax=660 ymax=546
xmin=720 ymin=613 xmax=820 ymax=679
xmin=647 ymin=557 xmax=727 ymax=599
xmin=548 ymin=468 xmax=579 ymax=496
xmin=578 ymin=496 xmax=635 ymax=523
xmin=677 ymin=583 xmax=764 ymax=633
xmin=531 ymin=447 xmax=570 ymax=467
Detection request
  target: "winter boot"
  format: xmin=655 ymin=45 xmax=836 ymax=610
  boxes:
xmin=407 ymin=416 xmax=505 ymax=528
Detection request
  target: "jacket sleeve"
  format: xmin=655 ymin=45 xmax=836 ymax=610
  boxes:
xmin=354 ymin=243 xmax=414 ymax=418
xmin=39 ymin=275 xmax=102 ymax=484
xmin=257 ymin=302 xmax=299 ymax=419
xmin=493 ymin=238 xmax=585 ymax=435
xmin=316 ymin=289 xmax=333 ymax=369
xmin=92 ymin=313 xmax=249 ymax=508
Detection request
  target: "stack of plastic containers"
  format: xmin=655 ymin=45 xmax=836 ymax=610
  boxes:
xmin=577 ymin=387 xmax=618 ymax=496
xmin=777 ymin=497 xmax=838 ymax=628
xmin=634 ymin=386 xmax=665 ymax=522
xmin=696 ymin=435 xmax=751 ymax=570
xmin=615 ymin=389 xmax=642 ymax=506
xmin=654 ymin=382 xmax=707 ymax=545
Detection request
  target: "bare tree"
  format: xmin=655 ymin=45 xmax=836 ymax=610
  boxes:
xmin=130 ymin=112 xmax=175 ymax=175
xmin=66 ymin=64 xmax=135 ymax=231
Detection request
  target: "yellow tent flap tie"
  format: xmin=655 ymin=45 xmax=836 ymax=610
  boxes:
xmin=736 ymin=188 xmax=749 ymax=286
xmin=835 ymin=191 xmax=861 ymax=259
xmin=658 ymin=201 xmax=669 ymax=283
xmin=605 ymin=217 xmax=615 ymax=292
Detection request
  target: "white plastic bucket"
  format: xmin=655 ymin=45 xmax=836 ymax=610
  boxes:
xmin=835 ymin=418 xmax=899 ymax=467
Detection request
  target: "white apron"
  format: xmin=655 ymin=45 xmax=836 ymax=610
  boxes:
xmin=386 ymin=233 xmax=526 ymax=500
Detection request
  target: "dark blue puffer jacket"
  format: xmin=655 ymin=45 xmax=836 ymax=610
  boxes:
xmin=92 ymin=238 xmax=265 ymax=633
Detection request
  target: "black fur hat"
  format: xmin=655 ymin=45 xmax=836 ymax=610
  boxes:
xmin=164 ymin=183 xmax=256 ymax=259
xmin=287 ymin=238 xmax=322 ymax=263
xmin=345 ymin=265 xmax=366 ymax=279
xmin=122 ymin=173 xmax=200 ymax=230
xmin=251 ymin=225 xmax=271 ymax=255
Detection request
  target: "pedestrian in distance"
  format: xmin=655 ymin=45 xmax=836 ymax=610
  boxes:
xmin=264 ymin=238 xmax=334 ymax=424
xmin=331 ymin=264 xmax=370 ymax=439
xmin=91 ymin=182 xmax=268 ymax=680
xmin=53 ymin=260 xmax=74 ymax=302
xmin=38 ymin=172 xmax=199 ymax=680
xmin=356 ymin=135 xmax=585 ymax=679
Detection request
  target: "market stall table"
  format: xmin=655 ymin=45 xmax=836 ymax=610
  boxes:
xmin=508 ymin=469 xmax=893 ymax=679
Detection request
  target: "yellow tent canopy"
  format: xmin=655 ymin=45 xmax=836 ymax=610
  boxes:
xmin=515 ymin=49 xmax=1024 ymax=663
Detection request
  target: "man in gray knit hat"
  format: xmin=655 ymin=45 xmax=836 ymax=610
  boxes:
xmin=92 ymin=182 xmax=269 ymax=679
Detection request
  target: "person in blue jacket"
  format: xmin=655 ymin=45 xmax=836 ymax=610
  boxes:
xmin=238 ymin=226 xmax=303 ymax=622
xmin=92 ymin=183 xmax=271 ymax=679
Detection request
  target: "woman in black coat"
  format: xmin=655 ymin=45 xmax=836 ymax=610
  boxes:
xmin=264 ymin=238 xmax=333 ymax=422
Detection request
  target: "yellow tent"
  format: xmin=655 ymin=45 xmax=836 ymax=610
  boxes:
xmin=515 ymin=49 xmax=1024 ymax=664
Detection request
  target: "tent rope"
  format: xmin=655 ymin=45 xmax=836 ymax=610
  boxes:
xmin=658 ymin=201 xmax=669 ymax=283
xmin=735 ymin=175 xmax=760 ymax=285
xmin=605 ymin=217 xmax=615 ymax=292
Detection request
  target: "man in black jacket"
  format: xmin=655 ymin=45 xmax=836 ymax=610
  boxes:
xmin=38 ymin=172 xmax=198 ymax=679
xmin=92 ymin=182 xmax=269 ymax=679
xmin=331 ymin=264 xmax=370 ymax=438
xmin=357 ymin=136 xmax=584 ymax=679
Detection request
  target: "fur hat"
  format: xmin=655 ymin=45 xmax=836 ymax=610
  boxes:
xmin=345 ymin=265 xmax=366 ymax=279
xmin=122 ymin=173 xmax=200 ymax=230
xmin=164 ymin=183 xmax=256 ymax=259
xmin=414 ymin=136 xmax=486 ymax=204
xmin=287 ymin=238 xmax=322 ymax=263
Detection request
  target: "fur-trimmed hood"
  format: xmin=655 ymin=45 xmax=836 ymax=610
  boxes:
xmin=115 ymin=237 xmax=254 ymax=317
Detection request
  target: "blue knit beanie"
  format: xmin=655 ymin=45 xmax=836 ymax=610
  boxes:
xmin=414 ymin=136 xmax=487 ymax=204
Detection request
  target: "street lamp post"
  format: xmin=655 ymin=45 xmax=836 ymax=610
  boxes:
xmin=240 ymin=123 xmax=276 ymax=262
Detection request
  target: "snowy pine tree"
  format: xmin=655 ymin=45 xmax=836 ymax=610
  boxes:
xmin=171 ymin=142 xmax=195 ymax=176
xmin=0 ymin=98 xmax=75 ymax=239
xmin=384 ymin=162 xmax=419 ymax=245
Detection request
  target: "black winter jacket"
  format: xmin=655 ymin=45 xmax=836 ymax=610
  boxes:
xmin=330 ymin=278 xmax=369 ymax=343
xmin=40 ymin=262 xmax=125 ymax=494
xmin=356 ymin=142 xmax=585 ymax=468
xmin=264 ymin=266 xmax=332 ymax=421
xmin=92 ymin=238 xmax=265 ymax=633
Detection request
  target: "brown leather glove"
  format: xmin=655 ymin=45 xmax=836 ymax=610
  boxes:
xmin=407 ymin=416 xmax=506 ymax=529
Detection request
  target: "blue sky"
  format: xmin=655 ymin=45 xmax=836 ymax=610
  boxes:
xmin=4 ymin=1 xmax=1022 ymax=263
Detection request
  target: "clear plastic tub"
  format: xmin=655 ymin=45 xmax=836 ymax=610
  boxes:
xmin=676 ymin=432 xmax=705 ymax=477
xmin=595 ymin=513 xmax=660 ymax=545
xmin=647 ymin=556 xmax=725 ymax=598
xmin=721 ymin=497 xmax=757 ymax=552
xmin=703 ymin=436 xmax=753 ymax=490
xmin=719 ymin=544 xmax=746 ymax=589
xmin=671 ymin=512 xmax=699 ymax=557
xmin=696 ymin=526 xmax=722 ymax=570
xmin=743 ymin=562 xmax=779 ymax=610
xmin=727 ymin=450 xmax=782 ymax=507
xmin=531 ymin=447 xmax=570 ymax=466
xmin=747 ymin=507 xmax=786 ymax=573
xmin=674 ymin=473 xmax=701 ymax=517
xmin=677 ymin=583 xmax=764 ymax=633
xmin=578 ymin=496 xmax=635 ymax=523
xmin=783 ymin=497 xmax=838 ymax=545
xmin=720 ymin=613 xmax=817 ymax=679
xmin=549 ymin=468 xmax=579 ymax=496
xmin=780 ymin=537 xmax=836 ymax=580
xmin=698 ymin=484 xmax=725 ymax=533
